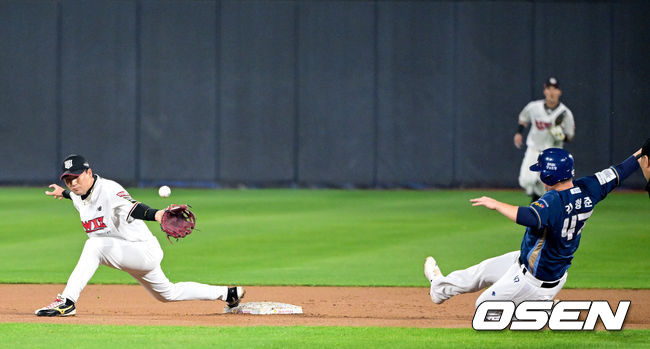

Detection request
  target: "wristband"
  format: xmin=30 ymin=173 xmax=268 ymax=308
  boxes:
xmin=517 ymin=124 xmax=525 ymax=134
xmin=130 ymin=202 xmax=159 ymax=221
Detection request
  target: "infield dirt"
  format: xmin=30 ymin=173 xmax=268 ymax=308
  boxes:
xmin=2 ymin=284 xmax=648 ymax=329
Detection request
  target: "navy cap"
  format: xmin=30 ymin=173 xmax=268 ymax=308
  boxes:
xmin=544 ymin=77 xmax=560 ymax=89
xmin=60 ymin=154 xmax=90 ymax=180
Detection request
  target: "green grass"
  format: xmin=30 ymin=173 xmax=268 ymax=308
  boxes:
xmin=0 ymin=323 xmax=648 ymax=348
xmin=0 ymin=187 xmax=648 ymax=288
xmin=1 ymin=187 xmax=648 ymax=347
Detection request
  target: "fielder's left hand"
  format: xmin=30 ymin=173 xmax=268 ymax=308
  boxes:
xmin=45 ymin=184 xmax=66 ymax=200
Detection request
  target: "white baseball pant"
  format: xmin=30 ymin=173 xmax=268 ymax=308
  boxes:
xmin=61 ymin=236 xmax=228 ymax=303
xmin=429 ymin=251 xmax=566 ymax=308
xmin=519 ymin=148 xmax=546 ymax=196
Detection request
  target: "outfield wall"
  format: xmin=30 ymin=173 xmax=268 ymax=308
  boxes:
xmin=1 ymin=1 xmax=648 ymax=188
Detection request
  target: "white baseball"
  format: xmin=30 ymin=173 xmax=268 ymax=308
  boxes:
xmin=158 ymin=185 xmax=171 ymax=198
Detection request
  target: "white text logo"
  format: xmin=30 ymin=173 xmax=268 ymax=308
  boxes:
xmin=472 ymin=300 xmax=630 ymax=331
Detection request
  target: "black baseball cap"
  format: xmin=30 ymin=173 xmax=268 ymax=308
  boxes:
xmin=60 ymin=154 xmax=90 ymax=180
xmin=544 ymin=77 xmax=560 ymax=89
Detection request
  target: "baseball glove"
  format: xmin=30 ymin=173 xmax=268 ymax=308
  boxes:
xmin=160 ymin=204 xmax=196 ymax=242
xmin=550 ymin=125 xmax=565 ymax=142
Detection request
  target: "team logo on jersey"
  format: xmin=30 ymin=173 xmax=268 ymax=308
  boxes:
xmin=81 ymin=216 xmax=107 ymax=233
xmin=534 ymin=120 xmax=551 ymax=130
xmin=64 ymin=160 xmax=73 ymax=169
xmin=532 ymin=202 xmax=545 ymax=209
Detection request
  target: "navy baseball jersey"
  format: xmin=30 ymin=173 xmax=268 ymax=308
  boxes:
xmin=519 ymin=166 xmax=624 ymax=281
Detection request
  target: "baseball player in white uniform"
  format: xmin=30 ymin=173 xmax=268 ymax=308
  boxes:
xmin=35 ymin=154 xmax=245 ymax=316
xmin=514 ymin=77 xmax=575 ymax=202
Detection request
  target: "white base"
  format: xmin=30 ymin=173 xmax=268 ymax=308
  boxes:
xmin=223 ymin=301 xmax=303 ymax=315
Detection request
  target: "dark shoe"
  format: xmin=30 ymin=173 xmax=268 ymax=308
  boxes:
xmin=226 ymin=287 xmax=245 ymax=308
xmin=35 ymin=294 xmax=76 ymax=317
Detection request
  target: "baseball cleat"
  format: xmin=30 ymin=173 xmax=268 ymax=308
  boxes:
xmin=226 ymin=287 xmax=245 ymax=308
xmin=35 ymin=294 xmax=76 ymax=317
xmin=424 ymin=256 xmax=443 ymax=282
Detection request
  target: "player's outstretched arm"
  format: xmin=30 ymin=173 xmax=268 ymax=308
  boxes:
xmin=609 ymin=146 xmax=644 ymax=185
xmin=128 ymin=203 xmax=169 ymax=223
xmin=155 ymin=208 xmax=165 ymax=223
xmin=640 ymin=154 xmax=650 ymax=197
xmin=636 ymin=138 xmax=650 ymax=181
xmin=129 ymin=202 xmax=160 ymax=222
xmin=635 ymin=139 xmax=650 ymax=197
xmin=639 ymin=153 xmax=650 ymax=182
xmin=470 ymin=196 xmax=518 ymax=222
xmin=45 ymin=184 xmax=68 ymax=200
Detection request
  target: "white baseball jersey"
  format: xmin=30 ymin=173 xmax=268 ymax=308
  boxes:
xmin=519 ymin=100 xmax=575 ymax=151
xmin=60 ymin=175 xmax=229 ymax=305
xmin=70 ymin=176 xmax=153 ymax=242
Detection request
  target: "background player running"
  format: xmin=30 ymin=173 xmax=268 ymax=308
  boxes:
xmin=514 ymin=77 xmax=575 ymax=202
xmin=424 ymin=142 xmax=646 ymax=308
xmin=35 ymin=154 xmax=244 ymax=316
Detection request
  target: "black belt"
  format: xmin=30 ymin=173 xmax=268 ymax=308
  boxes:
xmin=521 ymin=266 xmax=560 ymax=289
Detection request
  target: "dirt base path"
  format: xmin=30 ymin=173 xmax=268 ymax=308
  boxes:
xmin=1 ymin=284 xmax=648 ymax=328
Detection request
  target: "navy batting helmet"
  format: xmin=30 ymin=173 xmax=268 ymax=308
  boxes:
xmin=530 ymin=148 xmax=575 ymax=186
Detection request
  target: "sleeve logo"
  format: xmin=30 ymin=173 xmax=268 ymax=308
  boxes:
xmin=117 ymin=190 xmax=137 ymax=204
xmin=595 ymin=169 xmax=616 ymax=185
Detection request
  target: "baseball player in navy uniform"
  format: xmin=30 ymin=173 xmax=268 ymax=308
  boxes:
xmin=35 ymin=154 xmax=245 ymax=316
xmin=424 ymin=144 xmax=645 ymax=307
xmin=514 ymin=77 xmax=575 ymax=202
